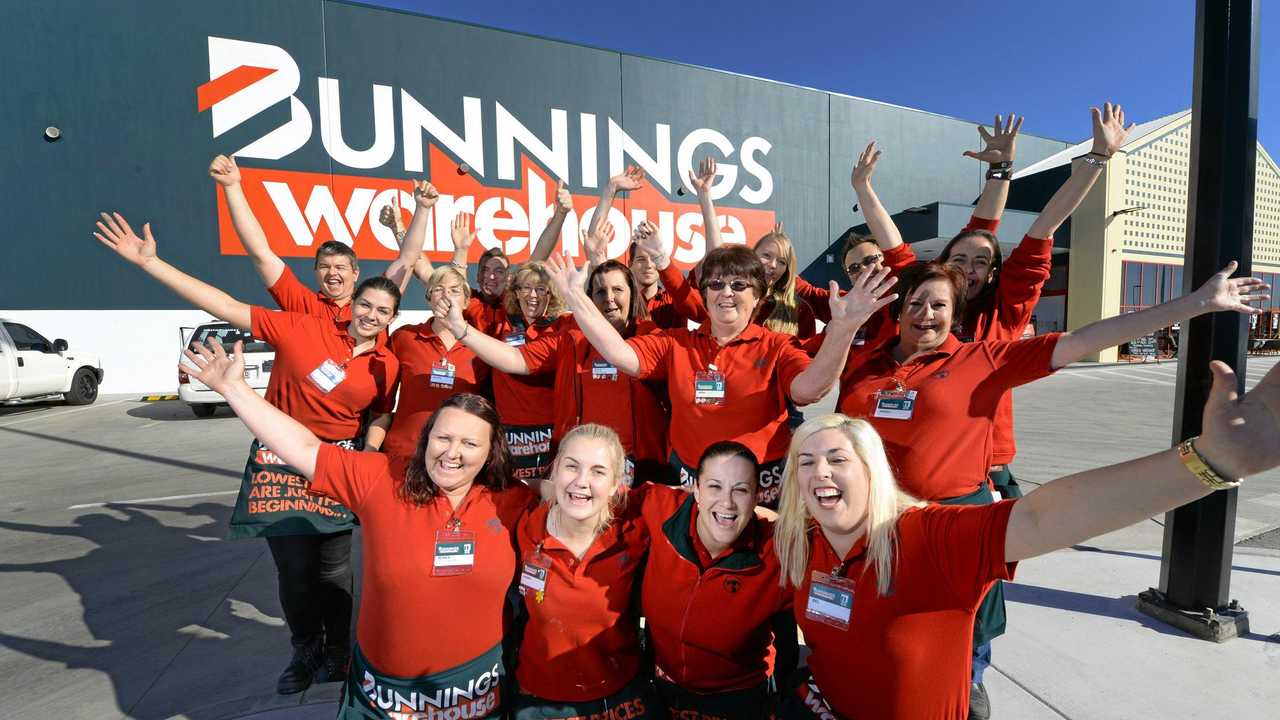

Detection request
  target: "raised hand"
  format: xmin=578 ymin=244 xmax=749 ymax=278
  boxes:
xmin=851 ymin=142 xmax=882 ymax=188
xmin=608 ymin=165 xmax=646 ymax=193
xmin=181 ymin=339 xmax=246 ymax=396
xmin=554 ymin=180 xmax=573 ymax=215
xmin=964 ymin=113 xmax=1023 ymax=165
xmin=430 ymin=292 xmax=468 ymax=336
xmin=451 ymin=212 xmax=478 ymax=255
xmin=687 ymin=157 xmax=717 ymax=196
xmin=546 ymin=253 xmax=592 ymax=299
xmin=1193 ymin=360 xmax=1280 ymax=480
xmin=378 ymin=193 xmax=406 ymax=234
xmin=632 ymin=219 xmax=663 ymax=256
xmin=208 ymin=155 xmax=241 ymax=187
xmin=1191 ymin=261 xmax=1270 ymax=315
xmin=1091 ymin=102 xmax=1134 ymax=157
xmin=94 ymin=212 xmax=157 ymax=267
xmin=827 ymin=265 xmax=898 ymax=331
xmin=413 ymin=179 xmax=439 ymax=210
xmin=582 ymin=223 xmax=615 ymax=265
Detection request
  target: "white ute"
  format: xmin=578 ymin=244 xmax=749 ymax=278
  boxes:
xmin=0 ymin=320 xmax=103 ymax=405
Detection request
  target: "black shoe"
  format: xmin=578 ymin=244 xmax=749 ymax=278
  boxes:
xmin=276 ymin=638 xmax=323 ymax=695
xmin=314 ymin=645 xmax=350 ymax=684
xmin=969 ymin=682 xmax=991 ymax=720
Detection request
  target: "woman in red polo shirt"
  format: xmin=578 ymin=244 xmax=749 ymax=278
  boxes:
xmin=368 ymin=265 xmax=491 ymax=458
xmin=435 ymin=252 xmax=669 ymax=487
xmin=639 ymin=441 xmax=796 ymax=719
xmin=547 ymin=244 xmax=898 ymax=506
xmin=773 ymin=365 xmax=1280 ymax=720
xmin=181 ymin=337 xmax=537 ymax=720
xmin=510 ymin=423 xmax=658 ymax=718
xmin=95 ymin=212 xmax=402 ymax=695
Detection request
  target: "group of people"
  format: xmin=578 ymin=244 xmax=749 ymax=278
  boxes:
xmin=91 ymin=101 xmax=1280 ymax=720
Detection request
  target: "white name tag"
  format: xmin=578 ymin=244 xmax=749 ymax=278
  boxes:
xmin=591 ymin=359 xmax=618 ymax=381
xmin=306 ymin=358 xmax=346 ymax=393
xmin=873 ymin=389 xmax=917 ymax=420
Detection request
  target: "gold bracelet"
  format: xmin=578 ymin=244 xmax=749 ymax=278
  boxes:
xmin=1177 ymin=437 xmax=1242 ymax=490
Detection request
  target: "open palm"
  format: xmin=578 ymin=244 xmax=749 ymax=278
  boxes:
xmin=94 ymin=212 xmax=157 ymax=267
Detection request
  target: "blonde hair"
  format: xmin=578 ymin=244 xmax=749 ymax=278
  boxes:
xmin=774 ymin=413 xmax=924 ymax=596
xmin=548 ymin=423 xmax=628 ymax=533
xmin=754 ymin=231 xmax=801 ymax=336
xmin=503 ymin=261 xmax=567 ymax=321
xmin=426 ymin=265 xmax=472 ymax=303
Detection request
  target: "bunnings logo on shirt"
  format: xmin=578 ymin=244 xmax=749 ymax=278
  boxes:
xmin=361 ymin=663 xmax=501 ymax=718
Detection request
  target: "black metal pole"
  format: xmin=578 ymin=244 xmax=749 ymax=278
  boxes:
xmin=1137 ymin=0 xmax=1259 ymax=641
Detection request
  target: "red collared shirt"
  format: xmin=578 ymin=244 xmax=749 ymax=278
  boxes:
xmin=268 ymin=265 xmax=351 ymax=325
xmin=627 ymin=323 xmax=810 ymax=465
xmin=382 ymin=321 xmax=491 ymax=458
xmin=796 ymin=501 xmax=1018 ymax=720
xmin=311 ymin=445 xmax=536 ymax=677
xmin=250 ymin=306 xmax=399 ymax=442
xmin=488 ymin=314 xmax=574 ymax=427
xmin=836 ymin=333 xmax=1060 ymax=500
xmin=465 ymin=290 xmax=508 ymax=336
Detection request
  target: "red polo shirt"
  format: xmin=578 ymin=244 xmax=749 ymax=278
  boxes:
xmin=639 ymin=485 xmax=792 ymax=693
xmin=487 ymin=314 xmax=574 ymax=427
xmin=465 ymin=291 xmax=508 ymax=336
xmin=514 ymin=496 xmax=651 ymax=702
xmin=647 ymin=287 xmax=689 ymax=330
xmin=836 ymin=333 xmax=1060 ymax=500
xmin=382 ymin=321 xmax=491 ymax=458
xmin=268 ymin=266 xmax=351 ymax=324
xmin=628 ymin=324 xmax=810 ymax=466
xmin=796 ymin=501 xmax=1017 ymax=720
xmin=250 ymin=306 xmax=398 ymax=442
xmin=519 ymin=320 xmax=668 ymax=463
xmin=311 ymin=445 xmax=536 ymax=677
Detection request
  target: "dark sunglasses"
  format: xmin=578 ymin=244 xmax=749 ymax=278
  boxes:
xmin=845 ymin=254 xmax=884 ymax=275
xmin=702 ymin=278 xmax=752 ymax=293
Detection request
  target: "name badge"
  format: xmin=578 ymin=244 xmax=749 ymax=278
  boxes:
xmin=805 ymin=571 xmax=854 ymax=630
xmin=873 ymin=389 xmax=917 ymax=420
xmin=590 ymin=359 xmax=618 ymax=381
xmin=519 ymin=551 xmax=551 ymax=604
xmin=430 ymin=359 xmax=457 ymax=389
xmin=504 ymin=331 xmax=526 ymax=347
xmin=432 ymin=530 xmax=476 ymax=576
xmin=694 ymin=369 xmax=726 ymax=406
xmin=306 ymin=358 xmax=347 ymax=393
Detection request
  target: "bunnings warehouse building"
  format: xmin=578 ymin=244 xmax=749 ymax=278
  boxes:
xmin=2 ymin=1 xmax=1277 ymax=393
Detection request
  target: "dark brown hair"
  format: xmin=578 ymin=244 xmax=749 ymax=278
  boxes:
xmin=589 ymin=259 xmax=650 ymax=336
xmin=699 ymin=245 xmax=768 ymax=301
xmin=354 ymin=276 xmax=402 ymax=315
xmin=697 ymin=440 xmax=760 ymax=489
xmin=889 ymin=261 xmax=967 ymax=322
xmin=838 ymin=229 xmax=881 ymax=269
xmin=314 ymin=240 xmax=358 ymax=268
xmin=399 ymin=393 xmax=510 ymax=505
xmin=937 ymin=229 xmax=1003 ymax=310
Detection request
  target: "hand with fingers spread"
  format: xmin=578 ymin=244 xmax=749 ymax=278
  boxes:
xmin=687 ymin=157 xmax=717 ymax=197
xmin=546 ymin=253 xmax=592 ymax=300
xmin=451 ymin=212 xmax=478 ymax=256
xmin=379 ymin=193 xmax=407 ymax=235
xmin=413 ymin=180 xmax=439 ymax=210
xmin=182 ymin=339 xmax=246 ymax=395
xmin=1195 ymin=360 xmax=1280 ymax=480
xmin=94 ymin=212 xmax=158 ymax=267
xmin=553 ymin=180 xmax=573 ymax=216
xmin=582 ymin=223 xmax=614 ymax=266
xmin=1091 ymin=102 xmax=1134 ymax=157
xmin=608 ymin=165 xmax=646 ymax=194
xmin=209 ymin=155 xmax=241 ymax=187
xmin=772 ymin=222 xmax=785 ymax=236
xmin=1190 ymin=261 xmax=1271 ymax=314
xmin=827 ymin=265 xmax=899 ymax=333
xmin=964 ymin=113 xmax=1023 ymax=165
xmin=851 ymin=142 xmax=882 ymax=189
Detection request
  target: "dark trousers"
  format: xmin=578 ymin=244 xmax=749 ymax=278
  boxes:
xmin=266 ymin=531 xmax=354 ymax=649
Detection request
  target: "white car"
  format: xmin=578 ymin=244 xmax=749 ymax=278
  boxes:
xmin=179 ymin=321 xmax=275 ymax=417
xmin=0 ymin=319 xmax=103 ymax=405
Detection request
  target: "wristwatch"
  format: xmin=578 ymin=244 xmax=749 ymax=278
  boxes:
xmin=986 ymin=161 xmax=1013 ymax=181
xmin=1177 ymin=437 xmax=1241 ymax=490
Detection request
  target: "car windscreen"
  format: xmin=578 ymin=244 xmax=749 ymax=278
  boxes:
xmin=190 ymin=326 xmax=273 ymax=354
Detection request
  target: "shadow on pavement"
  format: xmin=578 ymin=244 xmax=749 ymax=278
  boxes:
xmin=126 ymin=401 xmax=232 ymax=422
xmin=0 ymin=426 xmax=241 ymax=479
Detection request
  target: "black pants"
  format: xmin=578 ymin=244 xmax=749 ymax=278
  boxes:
xmin=266 ymin=531 xmax=354 ymax=649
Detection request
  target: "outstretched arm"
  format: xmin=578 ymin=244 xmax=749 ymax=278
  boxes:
xmin=209 ymin=155 xmax=286 ymax=288
xmin=1051 ymin=262 xmax=1269 ymax=368
xmin=850 ymin=142 xmax=904 ymax=251
xmin=546 ymin=255 xmax=641 ymax=375
xmin=94 ymin=212 xmax=252 ymax=329
xmin=183 ymin=340 xmax=322 ymax=477
xmin=1006 ymin=360 xmax=1280 ymax=562
xmin=789 ymin=268 xmax=898 ymax=404
xmin=964 ymin=113 xmax=1023 ymax=223
xmin=385 ymin=180 xmax=438 ymax=292
xmin=587 ymin=166 xmax=644 ymax=239
xmin=530 ymin=180 xmax=574 ymax=262
xmin=1026 ymin=103 xmax=1132 ymax=240
xmin=433 ymin=293 xmax=530 ymax=375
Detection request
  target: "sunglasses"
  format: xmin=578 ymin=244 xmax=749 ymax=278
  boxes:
xmin=702 ymin=278 xmax=752 ymax=293
xmin=845 ymin=254 xmax=884 ymax=275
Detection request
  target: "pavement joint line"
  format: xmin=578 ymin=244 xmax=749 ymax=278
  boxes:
xmin=0 ymin=398 xmax=131 ymax=428
xmin=988 ymin=663 xmax=1074 ymax=720
xmin=68 ymin=490 xmax=239 ymax=510
xmin=1089 ymin=368 xmax=1174 ymax=386
xmin=126 ymin=544 xmax=272 ymax=718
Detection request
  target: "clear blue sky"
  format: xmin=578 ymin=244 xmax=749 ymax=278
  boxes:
xmin=364 ymin=0 xmax=1277 ymax=155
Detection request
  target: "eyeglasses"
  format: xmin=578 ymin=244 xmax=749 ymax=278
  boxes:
xmin=429 ymin=285 xmax=465 ymax=297
xmin=845 ymin=254 xmax=884 ymax=275
xmin=702 ymin=278 xmax=752 ymax=293
xmin=516 ymin=285 xmax=549 ymax=296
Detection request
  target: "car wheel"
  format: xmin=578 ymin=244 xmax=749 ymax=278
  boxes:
xmin=191 ymin=403 xmax=217 ymax=418
xmin=64 ymin=368 xmax=99 ymax=405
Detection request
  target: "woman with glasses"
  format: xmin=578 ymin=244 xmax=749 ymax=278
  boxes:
xmin=547 ymin=244 xmax=898 ymax=507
